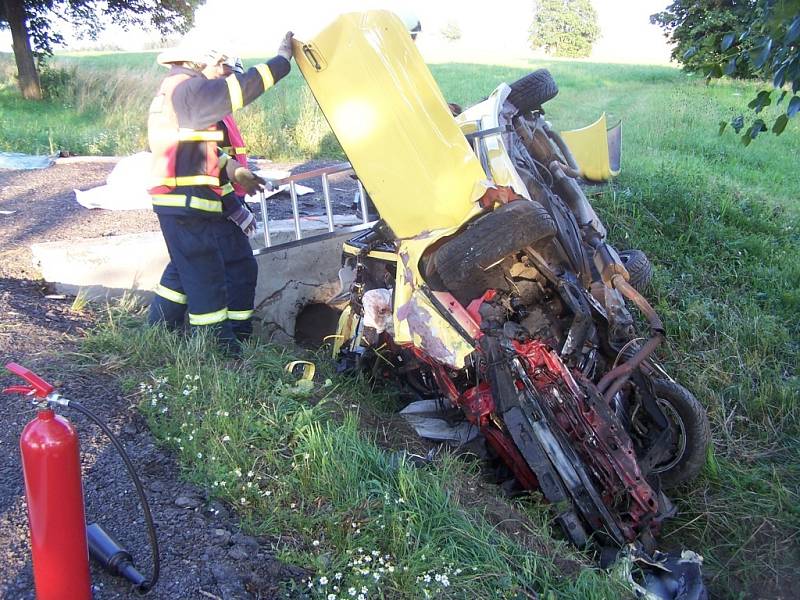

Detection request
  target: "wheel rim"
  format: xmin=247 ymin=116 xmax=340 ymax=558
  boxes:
xmin=651 ymin=398 xmax=688 ymax=473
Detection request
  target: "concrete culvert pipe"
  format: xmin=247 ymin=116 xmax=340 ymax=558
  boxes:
xmin=294 ymin=303 xmax=342 ymax=348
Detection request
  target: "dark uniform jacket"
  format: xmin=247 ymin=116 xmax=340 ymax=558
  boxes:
xmin=147 ymin=57 xmax=290 ymax=218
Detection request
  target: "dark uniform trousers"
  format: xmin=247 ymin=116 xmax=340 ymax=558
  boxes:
xmin=148 ymin=212 xmax=257 ymax=342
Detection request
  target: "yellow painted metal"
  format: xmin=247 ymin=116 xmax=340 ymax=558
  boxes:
xmin=393 ymin=236 xmax=476 ymax=369
xmin=341 ymin=242 xmax=398 ymax=263
xmin=560 ymin=112 xmax=620 ymax=182
xmin=293 ymin=11 xmax=487 ymax=239
xmin=332 ymin=305 xmax=358 ymax=357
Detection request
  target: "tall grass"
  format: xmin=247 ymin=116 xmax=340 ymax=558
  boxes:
xmin=0 ymin=52 xmax=338 ymax=159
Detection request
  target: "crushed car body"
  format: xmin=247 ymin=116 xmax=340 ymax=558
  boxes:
xmin=293 ymin=11 xmax=711 ymax=593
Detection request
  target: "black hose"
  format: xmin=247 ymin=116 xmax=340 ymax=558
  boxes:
xmin=68 ymin=400 xmax=160 ymax=593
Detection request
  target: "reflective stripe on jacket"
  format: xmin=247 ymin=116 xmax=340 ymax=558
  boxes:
xmin=147 ymin=57 xmax=290 ymax=218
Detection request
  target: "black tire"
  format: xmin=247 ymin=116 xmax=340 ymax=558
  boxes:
xmin=432 ymin=201 xmax=556 ymax=303
xmin=507 ymin=69 xmax=559 ymax=113
xmin=649 ymin=379 xmax=710 ymax=489
xmin=619 ymin=249 xmax=653 ymax=293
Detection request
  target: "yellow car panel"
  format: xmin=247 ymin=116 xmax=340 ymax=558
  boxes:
xmin=293 ymin=11 xmax=487 ymax=239
xmin=393 ymin=236 xmax=477 ymax=369
xmin=560 ymin=113 xmax=621 ymax=182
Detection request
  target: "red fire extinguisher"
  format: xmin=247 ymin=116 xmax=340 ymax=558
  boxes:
xmin=4 ymin=362 xmax=92 ymax=600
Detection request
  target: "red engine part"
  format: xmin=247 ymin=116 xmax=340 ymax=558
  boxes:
xmin=5 ymin=364 xmax=92 ymax=600
xmin=511 ymin=339 xmax=661 ymax=537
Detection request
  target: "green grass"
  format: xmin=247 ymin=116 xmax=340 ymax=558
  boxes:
xmin=3 ymin=50 xmax=798 ymax=597
xmin=79 ymin=303 xmax=626 ymax=599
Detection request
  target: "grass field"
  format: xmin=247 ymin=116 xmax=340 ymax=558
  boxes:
xmin=2 ymin=51 xmax=799 ymax=597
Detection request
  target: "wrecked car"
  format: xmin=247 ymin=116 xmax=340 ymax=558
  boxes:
xmin=293 ymin=11 xmax=711 ymax=557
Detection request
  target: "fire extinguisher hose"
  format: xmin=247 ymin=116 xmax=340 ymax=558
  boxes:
xmin=68 ymin=400 xmax=160 ymax=594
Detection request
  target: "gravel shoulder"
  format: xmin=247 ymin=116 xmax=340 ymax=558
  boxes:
xmin=0 ymin=159 xmax=330 ymax=599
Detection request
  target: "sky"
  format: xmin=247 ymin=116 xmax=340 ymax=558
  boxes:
xmin=1 ymin=1 xmax=673 ymax=65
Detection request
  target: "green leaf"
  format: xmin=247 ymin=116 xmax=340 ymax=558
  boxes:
xmin=786 ymin=16 xmax=800 ymax=44
xmin=772 ymin=114 xmax=789 ymax=135
xmin=721 ymin=33 xmax=736 ymax=51
xmin=731 ymin=115 xmax=745 ymax=133
xmin=788 ymin=96 xmax=800 ymax=118
xmin=754 ymin=38 xmax=773 ymax=69
xmin=683 ymin=46 xmax=698 ymax=59
xmin=748 ymin=90 xmax=772 ymax=113
xmin=777 ymin=90 xmax=788 ymax=105
xmin=724 ymin=57 xmax=737 ymax=75
xmin=741 ymin=132 xmax=752 ymax=146
xmin=718 ymin=120 xmax=728 ymax=135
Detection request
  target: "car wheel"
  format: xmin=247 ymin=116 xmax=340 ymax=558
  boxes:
xmin=507 ymin=69 xmax=559 ymax=113
xmin=619 ymin=249 xmax=653 ymax=293
xmin=649 ymin=379 xmax=710 ymax=489
xmin=432 ymin=201 xmax=556 ymax=303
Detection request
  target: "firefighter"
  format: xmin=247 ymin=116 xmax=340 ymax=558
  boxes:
xmin=147 ymin=34 xmax=293 ymax=352
xmin=150 ymin=54 xmax=262 ymax=343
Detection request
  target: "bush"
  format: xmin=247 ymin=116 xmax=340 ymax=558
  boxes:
xmin=38 ymin=63 xmax=76 ymax=102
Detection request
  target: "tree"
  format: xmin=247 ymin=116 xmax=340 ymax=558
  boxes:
xmin=529 ymin=0 xmax=600 ymax=58
xmin=651 ymin=1 xmax=759 ymax=79
xmin=440 ymin=20 xmax=462 ymax=43
xmin=652 ymin=0 xmax=800 ymax=144
xmin=0 ymin=1 xmax=205 ymax=100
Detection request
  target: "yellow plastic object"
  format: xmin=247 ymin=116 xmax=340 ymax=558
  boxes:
xmin=285 ymin=360 xmax=316 ymax=381
xmin=560 ymin=113 xmax=622 ymax=182
xmin=293 ymin=11 xmax=487 ymax=238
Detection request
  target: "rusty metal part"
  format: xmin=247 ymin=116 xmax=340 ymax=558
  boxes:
xmin=592 ymin=241 xmax=630 ymax=286
xmin=548 ymin=159 xmax=581 ymax=180
xmin=597 ymin=275 xmax=665 ymax=401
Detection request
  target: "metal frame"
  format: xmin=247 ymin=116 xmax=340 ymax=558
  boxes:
xmin=254 ymin=162 xmax=374 ymax=251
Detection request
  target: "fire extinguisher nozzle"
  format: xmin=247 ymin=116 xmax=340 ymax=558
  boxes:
xmin=87 ymin=523 xmax=146 ymax=587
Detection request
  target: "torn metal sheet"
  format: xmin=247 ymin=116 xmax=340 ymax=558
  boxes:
xmin=400 ymin=399 xmax=481 ymax=444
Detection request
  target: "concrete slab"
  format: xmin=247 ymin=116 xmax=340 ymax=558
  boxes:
xmin=31 ymin=215 xmax=364 ymax=340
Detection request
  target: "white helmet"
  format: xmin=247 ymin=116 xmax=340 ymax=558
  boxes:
xmin=156 ymin=42 xmax=225 ymax=68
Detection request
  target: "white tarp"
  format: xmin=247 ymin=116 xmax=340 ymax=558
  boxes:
xmin=0 ymin=152 xmax=56 ymax=170
xmin=75 ymin=153 xmax=315 ymax=211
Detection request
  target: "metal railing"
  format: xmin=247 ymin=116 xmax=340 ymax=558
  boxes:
xmin=253 ymin=162 xmax=373 ymax=256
